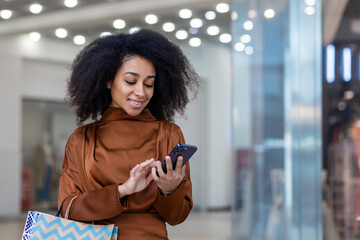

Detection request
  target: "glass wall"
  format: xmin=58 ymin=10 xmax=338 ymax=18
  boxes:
xmin=232 ymin=0 xmax=322 ymax=239
xmin=322 ymin=1 xmax=360 ymax=239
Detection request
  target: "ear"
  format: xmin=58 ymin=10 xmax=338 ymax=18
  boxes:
xmin=107 ymin=81 xmax=112 ymax=89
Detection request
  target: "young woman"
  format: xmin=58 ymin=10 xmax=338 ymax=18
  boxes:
xmin=58 ymin=29 xmax=199 ymax=239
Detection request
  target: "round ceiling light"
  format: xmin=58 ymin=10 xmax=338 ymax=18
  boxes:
xmin=205 ymin=11 xmax=216 ymax=20
xmin=179 ymin=9 xmax=192 ymax=19
xmin=162 ymin=22 xmax=175 ymax=32
xmin=234 ymin=42 xmax=245 ymax=52
xmin=190 ymin=18 xmax=203 ymax=28
xmin=219 ymin=33 xmax=232 ymax=43
xmin=73 ymin=35 xmax=86 ymax=45
xmin=145 ymin=14 xmax=158 ymax=24
xmin=176 ymin=30 xmax=188 ymax=40
xmin=100 ymin=32 xmax=112 ymax=37
xmin=216 ymin=3 xmax=229 ymax=13
xmin=129 ymin=27 xmax=140 ymax=34
xmin=29 ymin=3 xmax=43 ymax=14
xmin=264 ymin=9 xmax=275 ymax=18
xmin=207 ymin=25 xmax=220 ymax=36
xmin=243 ymin=21 xmax=253 ymax=30
xmin=189 ymin=37 xmax=201 ymax=47
xmin=64 ymin=0 xmax=78 ymax=8
xmin=113 ymin=19 xmax=126 ymax=29
xmin=55 ymin=28 xmax=68 ymax=38
xmin=0 ymin=10 xmax=12 ymax=19
xmin=29 ymin=32 xmax=41 ymax=42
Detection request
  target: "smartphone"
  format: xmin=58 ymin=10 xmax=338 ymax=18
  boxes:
xmin=158 ymin=144 xmax=197 ymax=175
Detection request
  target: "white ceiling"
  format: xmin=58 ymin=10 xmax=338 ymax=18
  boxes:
xmin=0 ymin=0 xmax=231 ymax=47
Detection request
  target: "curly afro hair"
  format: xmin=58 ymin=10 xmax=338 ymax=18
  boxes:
xmin=67 ymin=28 xmax=199 ymax=125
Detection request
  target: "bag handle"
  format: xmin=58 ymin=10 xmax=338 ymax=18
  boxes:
xmin=56 ymin=196 xmax=78 ymax=219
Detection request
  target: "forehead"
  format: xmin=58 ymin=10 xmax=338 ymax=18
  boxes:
xmin=121 ymin=55 xmax=155 ymax=72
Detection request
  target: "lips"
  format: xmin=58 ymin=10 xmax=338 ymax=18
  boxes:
xmin=128 ymin=99 xmax=145 ymax=108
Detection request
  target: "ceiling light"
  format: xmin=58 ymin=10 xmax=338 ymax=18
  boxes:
xmin=179 ymin=9 xmax=192 ymax=19
xmin=240 ymin=34 xmax=251 ymax=43
xmin=264 ymin=9 xmax=275 ymax=18
xmin=162 ymin=22 xmax=175 ymax=32
xmin=189 ymin=27 xmax=198 ymax=34
xmin=304 ymin=6 xmax=315 ymax=15
xmin=113 ymin=19 xmax=126 ymax=29
xmin=216 ymin=3 xmax=229 ymax=13
xmin=29 ymin=3 xmax=43 ymax=14
xmin=55 ymin=28 xmax=68 ymax=38
xmin=189 ymin=37 xmax=201 ymax=47
xmin=145 ymin=14 xmax=158 ymax=24
xmin=73 ymin=35 xmax=86 ymax=45
xmin=219 ymin=33 xmax=232 ymax=43
xmin=245 ymin=46 xmax=254 ymax=55
xmin=207 ymin=26 xmax=220 ymax=36
xmin=100 ymin=32 xmax=112 ymax=37
xmin=190 ymin=18 xmax=203 ymax=28
xmin=234 ymin=42 xmax=245 ymax=52
xmin=64 ymin=0 xmax=78 ymax=8
xmin=305 ymin=0 xmax=316 ymax=6
xmin=175 ymin=30 xmax=188 ymax=40
xmin=0 ymin=10 xmax=12 ymax=19
xmin=231 ymin=11 xmax=238 ymax=20
xmin=29 ymin=32 xmax=41 ymax=42
xmin=243 ymin=21 xmax=253 ymax=30
xmin=248 ymin=10 xmax=257 ymax=19
xmin=205 ymin=11 xmax=216 ymax=20
xmin=129 ymin=27 xmax=140 ymax=34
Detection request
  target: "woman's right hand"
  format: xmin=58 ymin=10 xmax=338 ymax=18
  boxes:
xmin=118 ymin=158 xmax=155 ymax=199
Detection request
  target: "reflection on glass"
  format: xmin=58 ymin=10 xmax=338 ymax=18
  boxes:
xmin=232 ymin=0 xmax=322 ymax=239
xmin=343 ymin=47 xmax=352 ymax=82
xmin=326 ymin=45 xmax=335 ymax=83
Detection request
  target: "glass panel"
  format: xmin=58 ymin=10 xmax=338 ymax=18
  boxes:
xmin=322 ymin=1 xmax=360 ymax=239
xmin=232 ymin=0 xmax=322 ymax=239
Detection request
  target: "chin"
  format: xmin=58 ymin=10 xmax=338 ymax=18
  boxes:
xmin=125 ymin=109 xmax=143 ymax=116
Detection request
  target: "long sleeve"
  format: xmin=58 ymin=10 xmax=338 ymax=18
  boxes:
xmin=58 ymin=127 xmax=127 ymax=222
xmin=152 ymin=124 xmax=193 ymax=225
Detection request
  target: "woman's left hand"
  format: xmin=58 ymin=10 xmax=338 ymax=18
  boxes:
xmin=151 ymin=156 xmax=186 ymax=196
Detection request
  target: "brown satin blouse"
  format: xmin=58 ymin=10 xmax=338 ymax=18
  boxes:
xmin=58 ymin=107 xmax=193 ymax=239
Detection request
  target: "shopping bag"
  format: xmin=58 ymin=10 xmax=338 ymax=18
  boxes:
xmin=21 ymin=197 xmax=118 ymax=240
xmin=21 ymin=211 xmax=118 ymax=240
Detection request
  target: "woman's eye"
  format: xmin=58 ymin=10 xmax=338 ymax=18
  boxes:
xmin=144 ymin=84 xmax=153 ymax=88
xmin=125 ymin=80 xmax=135 ymax=85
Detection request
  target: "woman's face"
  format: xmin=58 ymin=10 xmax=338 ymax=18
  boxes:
xmin=108 ymin=55 xmax=156 ymax=116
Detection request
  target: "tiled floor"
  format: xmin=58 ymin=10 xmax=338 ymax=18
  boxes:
xmin=0 ymin=211 xmax=231 ymax=240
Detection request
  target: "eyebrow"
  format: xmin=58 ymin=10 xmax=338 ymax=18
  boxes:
xmin=123 ymin=72 xmax=156 ymax=79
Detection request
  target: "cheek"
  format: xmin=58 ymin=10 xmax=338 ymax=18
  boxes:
xmin=148 ymin=89 xmax=154 ymax=99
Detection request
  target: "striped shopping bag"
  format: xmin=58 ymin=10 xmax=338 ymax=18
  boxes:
xmin=22 ymin=197 xmax=118 ymax=240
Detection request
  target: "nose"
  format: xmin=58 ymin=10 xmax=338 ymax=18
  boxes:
xmin=134 ymin=82 xmax=145 ymax=97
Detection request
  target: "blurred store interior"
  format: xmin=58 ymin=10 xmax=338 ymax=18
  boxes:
xmin=0 ymin=0 xmax=360 ymax=239
xmin=0 ymin=0 xmax=232 ymax=239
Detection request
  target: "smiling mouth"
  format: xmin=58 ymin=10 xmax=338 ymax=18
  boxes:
xmin=129 ymin=99 xmax=143 ymax=106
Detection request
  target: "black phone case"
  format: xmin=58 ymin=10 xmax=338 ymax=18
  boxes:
xmin=161 ymin=144 xmax=197 ymax=174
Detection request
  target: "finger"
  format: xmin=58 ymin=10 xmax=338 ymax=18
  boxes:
xmin=155 ymin=161 xmax=166 ymax=178
xmin=181 ymin=164 xmax=186 ymax=178
xmin=151 ymin=167 xmax=160 ymax=181
xmin=130 ymin=164 xmax=140 ymax=177
xmin=140 ymin=158 xmax=155 ymax=168
xmin=165 ymin=156 xmax=173 ymax=174
xmin=175 ymin=156 xmax=183 ymax=175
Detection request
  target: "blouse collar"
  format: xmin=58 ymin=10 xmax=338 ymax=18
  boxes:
xmin=99 ymin=107 xmax=156 ymax=122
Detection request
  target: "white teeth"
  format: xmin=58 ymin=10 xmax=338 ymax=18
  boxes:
xmin=129 ymin=99 xmax=141 ymax=105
